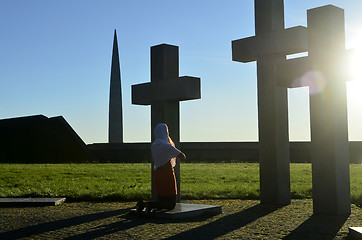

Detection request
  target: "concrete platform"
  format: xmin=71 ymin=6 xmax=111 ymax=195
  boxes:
xmin=349 ymin=227 xmax=362 ymax=240
xmin=130 ymin=203 xmax=222 ymax=219
xmin=0 ymin=198 xmax=66 ymax=207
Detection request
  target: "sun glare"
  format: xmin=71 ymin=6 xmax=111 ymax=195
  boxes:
xmin=346 ymin=41 xmax=362 ymax=106
xmin=347 ymin=43 xmax=362 ymax=140
xmin=347 ymin=28 xmax=362 ymax=82
xmin=347 ymin=80 xmax=362 ymax=141
xmin=348 ymin=48 xmax=362 ymax=82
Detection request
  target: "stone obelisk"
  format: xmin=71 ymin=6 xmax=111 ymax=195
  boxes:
xmin=108 ymin=29 xmax=123 ymax=143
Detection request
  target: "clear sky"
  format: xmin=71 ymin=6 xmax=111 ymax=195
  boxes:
xmin=1 ymin=0 xmax=362 ymax=144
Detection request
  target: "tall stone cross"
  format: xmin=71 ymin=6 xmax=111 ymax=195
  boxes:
xmin=277 ymin=5 xmax=351 ymax=216
xmin=132 ymin=44 xmax=201 ymax=202
xmin=232 ymin=0 xmax=308 ymax=205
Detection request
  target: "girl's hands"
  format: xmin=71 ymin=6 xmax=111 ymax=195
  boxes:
xmin=177 ymin=152 xmax=186 ymax=160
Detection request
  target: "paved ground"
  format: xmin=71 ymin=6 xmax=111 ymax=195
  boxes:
xmin=0 ymin=199 xmax=361 ymax=239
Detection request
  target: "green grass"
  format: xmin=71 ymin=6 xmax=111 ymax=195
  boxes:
xmin=0 ymin=163 xmax=151 ymax=201
xmin=181 ymin=163 xmax=260 ymax=200
xmin=0 ymin=163 xmax=361 ymax=206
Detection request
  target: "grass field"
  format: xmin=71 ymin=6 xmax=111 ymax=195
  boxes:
xmin=0 ymin=163 xmax=361 ymax=207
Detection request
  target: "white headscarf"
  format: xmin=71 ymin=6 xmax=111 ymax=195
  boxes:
xmin=151 ymin=123 xmax=181 ymax=170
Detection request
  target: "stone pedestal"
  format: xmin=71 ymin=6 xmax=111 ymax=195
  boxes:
xmin=129 ymin=203 xmax=222 ymax=219
xmin=349 ymin=227 xmax=362 ymax=240
xmin=0 ymin=198 xmax=66 ymax=207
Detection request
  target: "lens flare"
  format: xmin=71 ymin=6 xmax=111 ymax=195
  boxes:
xmin=291 ymin=71 xmax=327 ymax=95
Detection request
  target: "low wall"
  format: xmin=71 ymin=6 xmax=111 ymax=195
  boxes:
xmin=87 ymin=141 xmax=362 ymax=163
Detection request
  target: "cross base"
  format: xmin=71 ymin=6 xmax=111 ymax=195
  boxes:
xmin=348 ymin=227 xmax=362 ymax=240
xmin=0 ymin=198 xmax=66 ymax=207
xmin=129 ymin=203 xmax=222 ymax=219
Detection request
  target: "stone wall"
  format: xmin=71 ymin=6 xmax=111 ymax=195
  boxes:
xmin=88 ymin=141 xmax=362 ymax=163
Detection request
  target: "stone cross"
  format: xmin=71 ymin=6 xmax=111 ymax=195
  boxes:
xmin=277 ymin=5 xmax=351 ymax=216
xmin=108 ymin=30 xmax=123 ymax=143
xmin=132 ymin=44 xmax=201 ymax=202
xmin=232 ymin=0 xmax=308 ymax=205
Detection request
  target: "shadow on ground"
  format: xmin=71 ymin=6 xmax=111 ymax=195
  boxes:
xmin=61 ymin=207 xmax=232 ymax=239
xmin=0 ymin=208 xmax=130 ymax=239
xmin=53 ymin=204 xmax=280 ymax=240
xmin=283 ymin=215 xmax=348 ymax=240
xmin=162 ymin=203 xmax=280 ymax=240
xmin=0 ymin=201 xmax=352 ymax=239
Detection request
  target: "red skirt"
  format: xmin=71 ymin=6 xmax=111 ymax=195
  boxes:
xmin=154 ymin=161 xmax=177 ymax=196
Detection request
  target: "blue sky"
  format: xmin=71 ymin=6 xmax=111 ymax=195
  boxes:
xmin=1 ymin=0 xmax=362 ymax=144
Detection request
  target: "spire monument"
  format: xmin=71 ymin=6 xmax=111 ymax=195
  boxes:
xmin=108 ymin=29 xmax=123 ymax=143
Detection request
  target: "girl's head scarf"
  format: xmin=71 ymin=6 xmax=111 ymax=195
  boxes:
xmin=151 ymin=123 xmax=180 ymax=169
xmin=153 ymin=123 xmax=170 ymax=145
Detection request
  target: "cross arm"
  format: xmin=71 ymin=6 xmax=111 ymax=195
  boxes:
xmin=132 ymin=76 xmax=201 ymax=105
xmin=232 ymin=26 xmax=308 ymax=63
xmin=276 ymin=57 xmax=312 ymax=88
xmin=277 ymin=49 xmax=355 ymax=88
